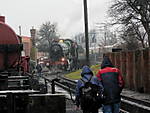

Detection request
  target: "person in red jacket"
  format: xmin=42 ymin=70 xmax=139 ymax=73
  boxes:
xmin=96 ymin=56 xmax=124 ymax=113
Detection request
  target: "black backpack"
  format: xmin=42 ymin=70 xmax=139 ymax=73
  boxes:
xmin=79 ymin=76 xmax=104 ymax=110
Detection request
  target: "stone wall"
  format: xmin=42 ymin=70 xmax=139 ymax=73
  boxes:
xmin=28 ymin=94 xmax=66 ymax=113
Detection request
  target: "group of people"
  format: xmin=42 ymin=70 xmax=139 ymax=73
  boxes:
xmin=75 ymin=56 xmax=125 ymax=113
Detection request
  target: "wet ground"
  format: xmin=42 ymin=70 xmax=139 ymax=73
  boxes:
xmin=66 ymin=99 xmax=103 ymax=113
xmin=122 ymin=89 xmax=150 ymax=102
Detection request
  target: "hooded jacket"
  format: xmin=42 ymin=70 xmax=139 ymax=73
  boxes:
xmin=75 ymin=65 xmax=103 ymax=107
xmin=96 ymin=57 xmax=124 ymax=105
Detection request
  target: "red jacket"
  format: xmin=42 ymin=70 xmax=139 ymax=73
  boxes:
xmin=97 ymin=67 xmax=124 ymax=89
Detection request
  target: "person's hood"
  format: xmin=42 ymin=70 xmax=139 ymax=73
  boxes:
xmin=101 ymin=56 xmax=114 ymax=69
xmin=81 ymin=65 xmax=93 ymax=77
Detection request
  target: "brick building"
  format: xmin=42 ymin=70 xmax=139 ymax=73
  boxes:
xmin=22 ymin=36 xmax=31 ymax=56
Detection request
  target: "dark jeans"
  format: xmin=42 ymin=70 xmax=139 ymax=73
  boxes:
xmin=102 ymin=102 xmax=120 ymax=113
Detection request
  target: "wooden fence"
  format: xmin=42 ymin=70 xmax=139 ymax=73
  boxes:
xmin=106 ymin=48 xmax=150 ymax=94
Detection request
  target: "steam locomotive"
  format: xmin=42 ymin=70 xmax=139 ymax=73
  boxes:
xmin=48 ymin=39 xmax=78 ymax=71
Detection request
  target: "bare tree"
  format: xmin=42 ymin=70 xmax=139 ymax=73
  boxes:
xmin=129 ymin=21 xmax=146 ymax=48
xmin=120 ymin=26 xmax=140 ymax=50
xmin=127 ymin=0 xmax=150 ymax=46
xmin=37 ymin=21 xmax=59 ymax=57
xmin=96 ymin=23 xmax=118 ymax=46
xmin=108 ymin=0 xmax=150 ymax=47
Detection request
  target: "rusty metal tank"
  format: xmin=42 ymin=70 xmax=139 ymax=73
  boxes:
xmin=0 ymin=16 xmax=22 ymax=71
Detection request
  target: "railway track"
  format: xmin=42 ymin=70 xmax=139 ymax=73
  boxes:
xmin=48 ymin=75 xmax=150 ymax=113
xmin=38 ymin=71 xmax=150 ymax=113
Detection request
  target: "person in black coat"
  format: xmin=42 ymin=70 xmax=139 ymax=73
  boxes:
xmin=36 ymin=63 xmax=42 ymax=76
xmin=96 ymin=56 xmax=124 ymax=113
xmin=75 ymin=65 xmax=103 ymax=113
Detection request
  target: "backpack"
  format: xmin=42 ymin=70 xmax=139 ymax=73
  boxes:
xmin=79 ymin=76 xmax=104 ymax=110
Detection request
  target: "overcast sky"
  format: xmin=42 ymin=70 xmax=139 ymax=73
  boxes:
xmin=0 ymin=0 xmax=111 ymax=38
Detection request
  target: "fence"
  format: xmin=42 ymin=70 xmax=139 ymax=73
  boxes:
xmin=106 ymin=48 xmax=150 ymax=94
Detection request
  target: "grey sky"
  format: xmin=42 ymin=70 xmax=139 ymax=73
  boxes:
xmin=0 ymin=0 xmax=111 ymax=37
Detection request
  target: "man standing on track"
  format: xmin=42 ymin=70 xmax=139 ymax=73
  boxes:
xmin=96 ymin=56 xmax=124 ymax=113
xmin=36 ymin=60 xmax=42 ymax=77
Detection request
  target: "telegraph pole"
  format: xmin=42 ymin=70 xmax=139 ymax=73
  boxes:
xmin=19 ymin=26 xmax=21 ymax=35
xmin=83 ymin=0 xmax=89 ymax=66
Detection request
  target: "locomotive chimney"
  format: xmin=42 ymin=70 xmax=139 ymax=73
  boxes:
xmin=0 ymin=16 xmax=5 ymax=23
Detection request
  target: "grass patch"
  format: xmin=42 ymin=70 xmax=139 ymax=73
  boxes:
xmin=64 ymin=64 xmax=100 ymax=80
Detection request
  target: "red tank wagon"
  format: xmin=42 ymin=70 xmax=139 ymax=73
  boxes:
xmin=0 ymin=16 xmax=23 ymax=71
xmin=0 ymin=16 xmax=31 ymax=91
